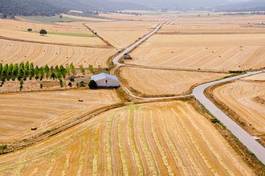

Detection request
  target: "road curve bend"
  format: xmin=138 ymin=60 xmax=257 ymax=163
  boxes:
xmin=193 ymin=70 xmax=265 ymax=164
xmin=111 ymin=21 xmax=265 ymax=164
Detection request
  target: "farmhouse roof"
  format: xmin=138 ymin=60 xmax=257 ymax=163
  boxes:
xmin=91 ymin=73 xmax=119 ymax=81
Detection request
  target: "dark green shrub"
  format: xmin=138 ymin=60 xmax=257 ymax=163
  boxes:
xmin=40 ymin=29 xmax=48 ymax=35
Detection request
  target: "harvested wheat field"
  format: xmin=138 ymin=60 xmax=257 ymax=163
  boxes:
xmin=0 ymin=101 xmax=254 ymax=175
xmin=0 ymin=39 xmax=115 ymax=67
xmin=119 ymin=67 xmax=226 ymax=96
xmin=211 ymin=80 xmax=265 ymax=144
xmin=0 ymin=89 xmax=119 ymax=143
xmin=160 ymin=15 xmax=265 ymax=34
xmin=0 ymin=19 xmax=106 ymax=47
xmin=128 ymin=34 xmax=265 ymax=72
xmin=86 ymin=20 xmax=156 ymax=48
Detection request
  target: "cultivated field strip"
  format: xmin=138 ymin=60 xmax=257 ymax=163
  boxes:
xmin=0 ymin=89 xmax=120 ymax=143
xmin=120 ymin=67 xmax=226 ymax=96
xmin=212 ymin=80 xmax=265 ymax=143
xmin=0 ymin=101 xmax=254 ymax=175
xmin=128 ymin=34 xmax=265 ymax=72
xmin=0 ymin=39 xmax=116 ymax=67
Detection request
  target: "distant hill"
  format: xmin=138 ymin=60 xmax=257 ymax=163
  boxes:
xmin=0 ymin=0 xmax=63 ymax=16
xmin=47 ymin=0 xmax=148 ymax=11
xmin=216 ymin=0 xmax=265 ymax=11
xmin=0 ymin=0 xmax=147 ymax=17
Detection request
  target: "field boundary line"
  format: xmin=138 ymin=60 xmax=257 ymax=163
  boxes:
xmin=83 ymin=23 xmax=115 ymax=48
xmin=0 ymin=36 xmax=111 ymax=49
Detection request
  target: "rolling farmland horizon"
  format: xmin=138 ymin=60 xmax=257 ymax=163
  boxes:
xmin=0 ymin=6 xmax=264 ymax=175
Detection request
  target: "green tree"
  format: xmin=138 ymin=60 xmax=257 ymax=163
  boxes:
xmin=88 ymin=64 xmax=94 ymax=74
xmin=11 ymin=64 xmax=18 ymax=81
xmin=79 ymin=65 xmax=85 ymax=75
xmin=39 ymin=67 xmax=44 ymax=81
xmin=40 ymin=29 xmax=48 ymax=35
xmin=34 ymin=66 xmax=39 ymax=80
xmin=70 ymin=63 xmax=76 ymax=75
xmin=6 ymin=64 xmax=13 ymax=80
xmin=18 ymin=69 xmax=24 ymax=81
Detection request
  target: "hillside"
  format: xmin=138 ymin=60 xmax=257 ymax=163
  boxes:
xmin=48 ymin=0 xmax=147 ymax=11
xmin=0 ymin=0 xmax=147 ymax=16
xmin=0 ymin=0 xmax=63 ymax=16
xmin=216 ymin=0 xmax=265 ymax=11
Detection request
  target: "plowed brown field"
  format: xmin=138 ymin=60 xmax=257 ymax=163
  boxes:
xmin=0 ymin=89 xmax=119 ymax=143
xmin=212 ymin=80 xmax=265 ymax=144
xmin=0 ymin=39 xmax=115 ymax=67
xmin=0 ymin=101 xmax=254 ymax=175
xmin=128 ymin=34 xmax=265 ymax=72
xmin=120 ymin=67 xmax=226 ymax=96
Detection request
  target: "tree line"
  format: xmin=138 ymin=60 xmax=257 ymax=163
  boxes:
xmin=0 ymin=62 xmax=76 ymax=84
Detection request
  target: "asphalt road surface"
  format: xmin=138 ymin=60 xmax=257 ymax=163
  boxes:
xmin=193 ymin=70 xmax=265 ymax=165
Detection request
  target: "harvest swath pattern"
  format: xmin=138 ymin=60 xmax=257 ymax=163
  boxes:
xmin=212 ymin=80 xmax=265 ymax=144
xmin=129 ymin=34 xmax=265 ymax=72
xmin=0 ymin=39 xmax=116 ymax=67
xmin=120 ymin=67 xmax=226 ymax=96
xmin=86 ymin=21 xmax=156 ymax=49
xmin=0 ymin=89 xmax=119 ymax=143
xmin=0 ymin=101 xmax=254 ymax=175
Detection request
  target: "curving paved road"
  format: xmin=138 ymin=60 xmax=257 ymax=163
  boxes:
xmin=111 ymin=22 xmax=265 ymax=164
xmin=193 ymin=70 xmax=265 ymax=164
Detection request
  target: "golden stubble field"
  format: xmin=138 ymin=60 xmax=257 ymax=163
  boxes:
xmin=0 ymin=17 xmax=159 ymax=67
xmin=126 ymin=15 xmax=265 ymax=72
xmin=211 ymin=74 xmax=265 ymax=145
xmin=0 ymin=101 xmax=254 ymax=175
xmin=119 ymin=67 xmax=226 ymax=96
xmin=0 ymin=39 xmax=116 ymax=67
xmin=0 ymin=19 xmax=106 ymax=47
xmin=128 ymin=33 xmax=265 ymax=72
xmin=0 ymin=89 xmax=119 ymax=143
xmin=161 ymin=14 xmax=265 ymax=34
xmin=85 ymin=20 xmax=157 ymax=49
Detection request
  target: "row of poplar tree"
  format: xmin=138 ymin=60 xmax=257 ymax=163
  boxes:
xmin=0 ymin=62 xmax=76 ymax=82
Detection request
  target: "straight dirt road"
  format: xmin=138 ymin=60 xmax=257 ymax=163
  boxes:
xmin=112 ymin=23 xmax=163 ymax=68
xmin=193 ymin=70 xmax=265 ymax=164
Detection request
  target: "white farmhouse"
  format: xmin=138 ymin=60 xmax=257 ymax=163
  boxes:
xmin=89 ymin=73 xmax=120 ymax=89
